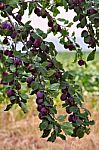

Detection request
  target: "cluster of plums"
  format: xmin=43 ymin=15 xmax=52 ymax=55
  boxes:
xmin=64 ymin=42 xmax=75 ymax=51
xmin=48 ymin=19 xmax=61 ymax=32
xmin=1 ymin=21 xmax=17 ymax=42
xmin=69 ymin=0 xmax=98 ymax=22
xmin=69 ymin=0 xmax=85 ymax=8
xmin=60 ymin=86 xmax=79 ymax=123
xmin=36 ymin=91 xmax=49 ymax=119
xmin=34 ymin=7 xmax=48 ymax=18
xmin=1 ymin=70 xmax=21 ymax=89
xmin=34 ymin=7 xmax=61 ymax=33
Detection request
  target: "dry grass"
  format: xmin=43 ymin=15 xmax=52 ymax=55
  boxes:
xmin=0 ymin=100 xmax=99 ymax=150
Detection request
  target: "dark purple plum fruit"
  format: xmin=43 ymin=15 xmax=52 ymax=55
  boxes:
xmin=62 ymin=86 xmax=69 ymax=94
xmin=68 ymin=114 xmax=79 ymax=123
xmin=57 ymin=24 xmax=61 ymax=32
xmin=4 ymin=50 xmax=13 ymax=57
xmin=14 ymin=57 xmax=22 ymax=66
xmin=15 ymin=14 xmax=22 ymax=21
xmin=13 ymin=71 xmax=19 ymax=77
xmin=16 ymin=83 xmax=21 ymax=90
xmin=6 ymin=89 xmax=15 ymax=97
xmin=4 ymin=49 xmax=9 ymax=56
xmin=87 ymin=8 xmax=97 ymax=16
xmin=2 ymin=71 xmax=8 ymax=76
xmin=48 ymin=20 xmax=53 ymax=27
xmin=36 ymin=91 xmax=44 ymax=99
xmin=37 ymin=105 xmax=44 ymax=112
xmin=54 ymin=71 xmax=62 ymax=79
xmin=78 ymin=59 xmax=85 ymax=66
xmin=33 ymin=38 xmax=42 ymax=48
xmin=51 ymin=26 xmax=55 ymax=32
xmin=27 ymin=64 xmax=33 ymax=71
xmin=68 ymin=44 xmax=75 ymax=51
xmin=26 ymin=40 xmax=33 ymax=48
xmin=60 ymin=93 xmax=67 ymax=101
xmin=68 ymin=96 xmax=75 ymax=105
xmin=41 ymin=107 xmax=49 ymax=115
xmin=1 ymin=22 xmax=8 ymax=29
xmin=26 ymin=76 xmax=34 ymax=84
xmin=7 ymin=24 xmax=12 ymax=30
xmin=64 ymin=43 xmax=75 ymax=51
xmin=47 ymin=61 xmax=54 ymax=69
xmin=34 ymin=7 xmax=41 ymax=16
xmin=70 ymin=0 xmax=79 ymax=5
xmin=36 ymin=98 xmax=44 ymax=105
xmin=8 ymin=51 xmax=13 ymax=57
xmin=0 ymin=2 xmax=5 ymax=10
xmin=11 ymin=31 xmax=17 ymax=39
xmin=38 ymin=112 xmax=44 ymax=120
xmin=9 ymin=80 xmax=14 ymax=85
xmin=3 ymin=37 xmax=8 ymax=44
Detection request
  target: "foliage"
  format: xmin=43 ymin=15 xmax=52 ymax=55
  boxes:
xmin=0 ymin=0 xmax=98 ymax=142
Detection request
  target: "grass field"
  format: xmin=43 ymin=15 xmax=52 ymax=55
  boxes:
xmin=0 ymin=51 xmax=99 ymax=150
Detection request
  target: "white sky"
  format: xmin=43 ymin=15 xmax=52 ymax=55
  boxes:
xmin=21 ymin=7 xmax=88 ymax=51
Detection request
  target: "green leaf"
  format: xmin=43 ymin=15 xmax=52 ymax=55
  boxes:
xmin=29 ymin=3 xmax=34 ymax=15
xmin=19 ymin=102 xmax=28 ymax=113
xmin=69 ymin=106 xmax=79 ymax=113
xmin=57 ymin=115 xmax=67 ymax=122
xmin=47 ymin=130 xmax=56 ymax=142
xmin=52 ymin=7 xmax=60 ymax=17
xmin=36 ymin=28 xmax=47 ymax=39
xmin=50 ymin=83 xmax=60 ymax=91
xmin=41 ymin=129 xmax=51 ymax=138
xmin=6 ymin=0 xmax=19 ymax=7
xmin=89 ymin=120 xmax=95 ymax=125
xmin=49 ymin=107 xmax=57 ymax=114
xmin=47 ymin=124 xmax=53 ymax=130
xmin=63 ymin=0 xmax=68 ymax=10
xmin=58 ymin=134 xmax=66 ymax=140
xmin=61 ymin=122 xmax=73 ymax=135
xmin=47 ymin=69 xmax=56 ymax=77
xmin=10 ymin=65 xmax=16 ymax=72
xmin=4 ymin=104 xmax=13 ymax=111
xmin=80 ymin=17 xmax=87 ymax=28
xmin=39 ymin=120 xmax=48 ymax=131
xmin=20 ymin=93 xmax=28 ymax=100
xmin=87 ymin=50 xmax=96 ymax=61
xmin=31 ymin=81 xmax=39 ymax=91
xmin=76 ymin=127 xmax=84 ymax=138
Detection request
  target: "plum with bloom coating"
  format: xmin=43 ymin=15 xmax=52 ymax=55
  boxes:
xmin=36 ymin=98 xmax=44 ymax=105
xmin=78 ymin=59 xmax=85 ymax=66
xmin=36 ymin=91 xmax=44 ymax=99
xmin=7 ymin=89 xmax=15 ymax=97
xmin=14 ymin=57 xmax=22 ymax=66
xmin=68 ymin=114 xmax=79 ymax=123
xmin=41 ymin=107 xmax=49 ymax=115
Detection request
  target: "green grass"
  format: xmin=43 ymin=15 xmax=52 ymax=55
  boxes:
xmin=56 ymin=51 xmax=99 ymax=64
